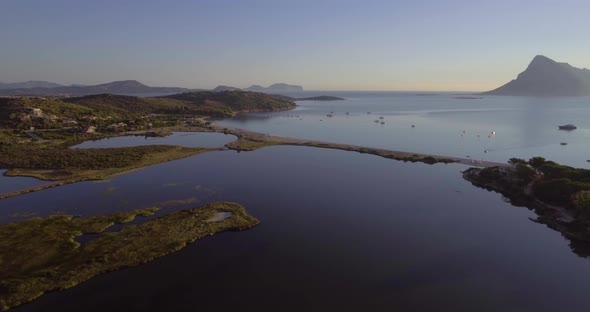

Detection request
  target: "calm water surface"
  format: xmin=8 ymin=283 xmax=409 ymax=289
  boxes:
xmin=72 ymin=132 xmax=236 ymax=149
xmin=5 ymin=146 xmax=590 ymax=312
xmin=219 ymin=92 xmax=590 ymax=168
xmin=0 ymin=170 xmax=46 ymax=195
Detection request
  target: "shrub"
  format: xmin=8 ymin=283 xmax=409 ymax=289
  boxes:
xmin=533 ymin=179 xmax=590 ymax=207
xmin=515 ymin=163 xmax=536 ymax=183
xmin=528 ymin=157 xmax=547 ymax=168
xmin=509 ymin=158 xmax=528 ymax=165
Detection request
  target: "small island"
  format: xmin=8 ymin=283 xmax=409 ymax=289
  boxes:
xmin=454 ymin=96 xmax=483 ymax=100
xmin=0 ymin=202 xmax=259 ymax=311
xmin=292 ymin=96 xmax=346 ymax=101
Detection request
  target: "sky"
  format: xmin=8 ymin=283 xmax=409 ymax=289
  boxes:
xmin=0 ymin=0 xmax=589 ymax=91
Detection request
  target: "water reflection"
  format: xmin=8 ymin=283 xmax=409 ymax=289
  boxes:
xmin=10 ymin=146 xmax=590 ymax=312
xmin=218 ymin=93 xmax=590 ymax=167
xmin=72 ymin=132 xmax=236 ymax=149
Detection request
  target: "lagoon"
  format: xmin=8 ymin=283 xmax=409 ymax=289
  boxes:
xmin=72 ymin=132 xmax=236 ymax=149
xmin=0 ymin=170 xmax=46 ymax=195
xmin=6 ymin=146 xmax=590 ymax=312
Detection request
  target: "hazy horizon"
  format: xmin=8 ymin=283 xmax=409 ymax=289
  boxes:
xmin=1 ymin=0 xmax=589 ymax=91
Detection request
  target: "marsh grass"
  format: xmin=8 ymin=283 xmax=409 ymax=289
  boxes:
xmin=0 ymin=202 xmax=258 ymax=311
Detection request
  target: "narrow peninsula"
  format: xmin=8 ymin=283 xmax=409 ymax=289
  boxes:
xmin=464 ymin=157 xmax=590 ymax=256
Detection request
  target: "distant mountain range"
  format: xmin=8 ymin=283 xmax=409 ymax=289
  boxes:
xmin=0 ymin=80 xmax=303 ymax=96
xmin=483 ymin=55 xmax=590 ymax=96
xmin=0 ymin=81 xmax=64 ymax=90
xmin=214 ymin=83 xmax=303 ymax=94
xmin=212 ymin=85 xmax=242 ymax=92
xmin=0 ymin=80 xmax=197 ymax=96
xmin=244 ymin=83 xmax=303 ymax=93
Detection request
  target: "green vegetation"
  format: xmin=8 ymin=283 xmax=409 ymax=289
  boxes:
xmin=0 ymin=91 xmax=294 ymax=198
xmin=0 ymin=144 xmax=210 ymax=200
xmin=533 ymin=178 xmax=590 ymax=207
xmin=161 ymin=91 xmax=295 ymax=117
xmin=464 ymin=157 xmax=590 ymax=256
xmin=64 ymin=94 xmax=188 ymax=117
xmin=528 ymin=157 xmax=590 ymax=181
xmin=575 ymin=191 xmax=590 ymax=217
xmin=224 ymin=136 xmax=456 ymax=165
xmin=0 ymin=144 xmax=195 ymax=170
xmin=225 ymin=138 xmax=280 ymax=151
xmin=2 ymin=145 xmax=208 ymax=181
xmin=0 ymin=202 xmax=259 ymax=311
xmin=514 ymin=163 xmax=537 ymax=182
xmin=508 ymin=157 xmax=528 ymax=166
xmin=0 ymin=91 xmax=295 ymax=132
xmin=465 ymin=157 xmax=590 ymax=211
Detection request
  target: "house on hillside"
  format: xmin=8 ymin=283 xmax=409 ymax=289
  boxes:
xmin=24 ymin=107 xmax=43 ymax=117
xmin=83 ymin=126 xmax=97 ymax=133
xmin=106 ymin=122 xmax=127 ymax=132
xmin=61 ymin=117 xmax=78 ymax=125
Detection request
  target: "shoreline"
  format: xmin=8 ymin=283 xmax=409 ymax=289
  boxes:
xmin=1 ymin=123 xmax=507 ymax=200
xmin=462 ymin=163 xmax=590 ymax=256
xmin=0 ymin=146 xmax=216 ymax=200
xmin=192 ymin=122 xmax=507 ymax=167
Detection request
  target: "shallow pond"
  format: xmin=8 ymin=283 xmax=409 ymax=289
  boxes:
xmin=0 ymin=170 xmax=46 ymax=195
xmin=71 ymin=132 xmax=236 ymax=149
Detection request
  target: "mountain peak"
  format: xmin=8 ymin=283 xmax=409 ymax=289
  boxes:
xmin=531 ymin=54 xmax=553 ymax=62
xmin=483 ymin=55 xmax=590 ymax=96
xmin=527 ymin=55 xmax=558 ymax=69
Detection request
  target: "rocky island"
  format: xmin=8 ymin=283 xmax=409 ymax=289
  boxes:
xmin=292 ymin=96 xmax=345 ymax=101
xmin=464 ymin=157 xmax=590 ymax=256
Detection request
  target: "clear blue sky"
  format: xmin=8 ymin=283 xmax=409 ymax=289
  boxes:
xmin=1 ymin=0 xmax=589 ymax=91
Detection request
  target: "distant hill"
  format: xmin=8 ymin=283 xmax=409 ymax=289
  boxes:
xmin=0 ymin=80 xmax=196 ymax=96
xmin=0 ymin=91 xmax=296 ymax=129
xmin=244 ymin=83 xmax=304 ymax=93
xmin=483 ymin=55 xmax=590 ymax=96
xmin=0 ymin=80 xmax=304 ymax=96
xmin=213 ymin=85 xmax=242 ymax=92
xmin=212 ymin=83 xmax=304 ymax=94
xmin=161 ymin=91 xmax=296 ymax=116
xmin=0 ymin=81 xmax=64 ymax=90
